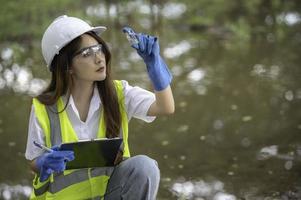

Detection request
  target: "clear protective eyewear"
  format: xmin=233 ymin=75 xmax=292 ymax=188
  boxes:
xmin=73 ymin=44 xmax=104 ymax=58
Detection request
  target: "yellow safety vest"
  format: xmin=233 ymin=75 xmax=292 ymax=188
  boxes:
xmin=29 ymin=80 xmax=130 ymax=200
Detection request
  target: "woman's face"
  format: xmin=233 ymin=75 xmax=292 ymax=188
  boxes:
xmin=70 ymin=34 xmax=106 ymax=84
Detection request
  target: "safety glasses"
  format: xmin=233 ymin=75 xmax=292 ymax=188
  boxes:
xmin=72 ymin=44 xmax=104 ymax=59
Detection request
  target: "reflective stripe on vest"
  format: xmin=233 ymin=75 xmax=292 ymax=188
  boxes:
xmin=31 ymin=80 xmax=129 ymax=199
xmin=33 ymin=167 xmax=114 ymax=196
xmin=45 ymin=103 xmax=62 ymax=145
xmin=50 ymin=167 xmax=114 ymax=194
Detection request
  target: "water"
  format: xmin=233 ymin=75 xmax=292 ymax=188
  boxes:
xmin=0 ymin=1 xmax=301 ymax=199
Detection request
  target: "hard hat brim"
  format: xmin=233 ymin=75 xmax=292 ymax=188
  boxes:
xmin=90 ymin=26 xmax=107 ymax=35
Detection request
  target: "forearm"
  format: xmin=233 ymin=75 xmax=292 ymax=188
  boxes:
xmin=132 ymin=32 xmax=174 ymax=116
xmin=147 ymin=85 xmax=175 ymax=116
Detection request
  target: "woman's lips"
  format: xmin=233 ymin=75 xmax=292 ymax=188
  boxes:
xmin=96 ymin=67 xmax=105 ymax=72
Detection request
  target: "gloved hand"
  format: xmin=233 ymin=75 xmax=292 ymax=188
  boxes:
xmin=35 ymin=146 xmax=74 ymax=182
xmin=132 ymin=33 xmax=172 ymax=91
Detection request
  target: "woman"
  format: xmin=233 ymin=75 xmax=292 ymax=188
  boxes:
xmin=25 ymin=15 xmax=174 ymax=200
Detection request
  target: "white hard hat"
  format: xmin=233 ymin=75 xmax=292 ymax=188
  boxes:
xmin=41 ymin=15 xmax=107 ymax=69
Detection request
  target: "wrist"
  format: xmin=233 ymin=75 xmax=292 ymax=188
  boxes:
xmin=146 ymin=56 xmax=172 ymax=91
xmin=35 ymin=156 xmax=45 ymax=171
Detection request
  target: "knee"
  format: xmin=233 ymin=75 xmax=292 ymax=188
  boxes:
xmin=129 ymin=155 xmax=160 ymax=181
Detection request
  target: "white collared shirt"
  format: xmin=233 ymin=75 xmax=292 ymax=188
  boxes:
xmin=25 ymin=80 xmax=156 ymax=160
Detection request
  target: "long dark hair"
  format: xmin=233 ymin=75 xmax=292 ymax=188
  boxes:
xmin=37 ymin=32 xmax=121 ymax=138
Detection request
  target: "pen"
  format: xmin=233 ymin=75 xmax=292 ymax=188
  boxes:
xmin=33 ymin=141 xmax=53 ymax=153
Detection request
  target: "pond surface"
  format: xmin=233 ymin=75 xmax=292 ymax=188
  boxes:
xmin=0 ymin=1 xmax=301 ymax=199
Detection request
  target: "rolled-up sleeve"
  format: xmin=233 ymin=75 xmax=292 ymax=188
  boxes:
xmin=25 ymin=105 xmax=46 ymax=161
xmin=122 ymin=80 xmax=156 ymax=123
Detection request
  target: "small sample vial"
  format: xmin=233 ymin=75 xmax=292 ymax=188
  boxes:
xmin=122 ymin=26 xmax=139 ymax=46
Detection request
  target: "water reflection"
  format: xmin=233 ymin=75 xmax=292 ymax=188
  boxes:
xmin=164 ymin=40 xmax=192 ymax=58
xmin=0 ymin=48 xmax=47 ymax=96
xmin=284 ymin=90 xmax=294 ymax=101
xmin=0 ymin=184 xmax=31 ymax=200
xmin=251 ymin=64 xmax=280 ymax=79
xmin=187 ymin=69 xmax=205 ymax=82
xmin=86 ymin=1 xmax=187 ymax=20
xmin=1 ymin=48 xmax=13 ymax=60
xmin=257 ymin=145 xmax=300 ymax=162
xmin=162 ymin=3 xmax=186 ymax=19
xmin=279 ymin=12 xmax=301 ymax=26
xmin=170 ymin=179 xmax=236 ymax=200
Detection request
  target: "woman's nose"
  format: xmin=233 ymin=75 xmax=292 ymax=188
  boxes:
xmin=94 ymin=52 xmax=105 ymax=64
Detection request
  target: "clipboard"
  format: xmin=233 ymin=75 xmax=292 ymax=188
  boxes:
xmin=59 ymin=137 xmax=123 ymax=169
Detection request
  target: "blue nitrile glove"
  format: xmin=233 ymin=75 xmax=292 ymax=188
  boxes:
xmin=35 ymin=146 xmax=74 ymax=182
xmin=132 ymin=33 xmax=172 ymax=91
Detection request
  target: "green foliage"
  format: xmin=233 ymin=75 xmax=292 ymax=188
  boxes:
xmin=0 ymin=0 xmax=85 ymax=41
xmin=1 ymin=0 xmax=300 ymax=44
